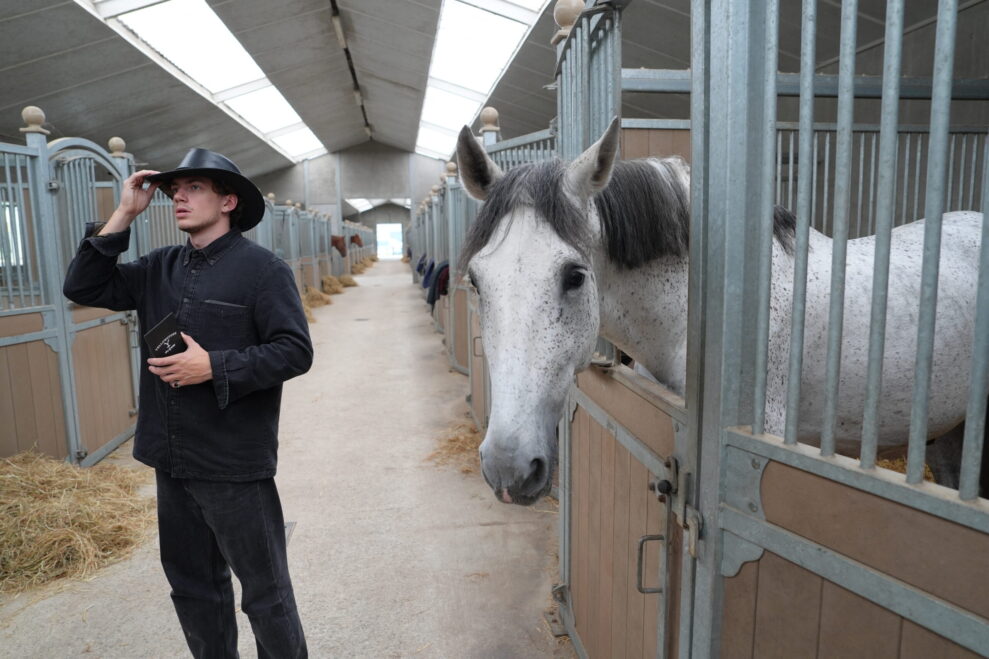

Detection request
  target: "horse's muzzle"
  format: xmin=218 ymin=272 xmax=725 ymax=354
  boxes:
xmin=480 ymin=450 xmax=553 ymax=506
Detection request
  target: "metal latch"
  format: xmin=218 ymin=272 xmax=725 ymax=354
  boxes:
xmin=648 ymin=456 xmax=679 ymax=501
xmin=684 ymin=506 xmax=703 ymax=558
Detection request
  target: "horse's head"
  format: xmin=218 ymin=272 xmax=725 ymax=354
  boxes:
xmin=456 ymin=119 xmax=621 ymax=505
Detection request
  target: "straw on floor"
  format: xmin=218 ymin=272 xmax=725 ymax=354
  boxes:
xmin=0 ymin=452 xmax=155 ymax=595
xmin=428 ymin=422 xmax=483 ymax=475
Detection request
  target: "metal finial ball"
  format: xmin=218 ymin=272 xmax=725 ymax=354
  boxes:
xmin=22 ymin=106 xmax=46 ymax=127
xmin=431 ymin=185 xmax=440 ymax=194
xmin=480 ymin=106 xmax=499 ymax=128
xmin=553 ymin=0 xmax=583 ymax=29
xmin=446 ymin=161 xmax=458 ymax=174
xmin=267 ymin=192 xmax=276 ymax=200
xmin=108 ymin=137 xmax=126 ymax=155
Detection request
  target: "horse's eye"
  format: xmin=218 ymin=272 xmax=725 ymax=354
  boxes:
xmin=563 ymin=267 xmax=585 ymax=292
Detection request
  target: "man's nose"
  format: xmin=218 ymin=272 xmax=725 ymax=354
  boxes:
xmin=172 ymin=187 xmax=187 ymax=202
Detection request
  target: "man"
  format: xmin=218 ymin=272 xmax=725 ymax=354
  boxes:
xmin=63 ymin=149 xmax=312 ymax=658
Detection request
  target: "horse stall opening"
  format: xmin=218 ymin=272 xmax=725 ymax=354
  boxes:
xmin=496 ymin=0 xmax=987 ymax=657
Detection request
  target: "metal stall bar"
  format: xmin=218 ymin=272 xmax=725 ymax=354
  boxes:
xmin=819 ymin=0 xmax=858 ymax=456
xmin=752 ymin=0 xmax=780 ymax=436
xmin=958 ymin=141 xmax=989 ymax=500
xmin=907 ymin=0 xmax=958 ymax=484
xmin=782 ymin=0 xmax=817 ymax=445
xmin=860 ymin=0 xmax=905 ymax=469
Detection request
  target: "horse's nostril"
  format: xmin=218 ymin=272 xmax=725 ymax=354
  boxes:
xmin=522 ymin=458 xmax=548 ymax=494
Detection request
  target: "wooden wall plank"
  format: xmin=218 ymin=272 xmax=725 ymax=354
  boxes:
xmin=598 ymin=423 xmax=616 ymax=656
xmin=576 ymin=368 xmax=676 ymax=457
xmin=70 ymin=306 xmax=116 ymax=324
xmin=666 ymin=523 xmax=684 ymax=658
xmin=762 ymin=461 xmax=989 ymax=619
xmin=626 ymin=457 xmax=648 ymax=659
xmin=899 ymin=620 xmax=982 ymax=659
xmin=0 ymin=348 xmax=18 ymax=456
xmin=454 ymin=289 xmax=468 ymax=369
xmin=818 ymin=581 xmax=901 ymax=659
xmin=721 ymin=557 xmax=759 ymax=659
xmin=752 ymin=551 xmax=822 ymax=658
xmin=573 ymin=407 xmax=588 ymax=639
xmin=0 ymin=312 xmax=43 ymax=338
xmin=26 ymin=341 xmax=58 ymax=457
xmin=7 ymin=344 xmax=38 ymax=451
xmin=642 ymin=482 xmax=662 ymax=658
xmin=45 ymin=343 xmax=67 ymax=460
xmin=587 ymin=419 xmax=603 ymax=657
xmin=611 ymin=442 xmax=631 ymax=659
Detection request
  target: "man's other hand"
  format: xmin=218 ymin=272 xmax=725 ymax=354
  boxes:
xmin=148 ymin=333 xmax=213 ymax=388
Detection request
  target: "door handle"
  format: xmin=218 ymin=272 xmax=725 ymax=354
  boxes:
xmin=636 ymin=534 xmax=665 ymax=594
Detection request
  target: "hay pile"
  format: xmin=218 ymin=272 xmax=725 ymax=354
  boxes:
xmin=370 ymin=254 xmax=379 ymax=262
xmin=877 ymin=457 xmax=935 ymax=482
xmin=351 ymin=262 xmax=366 ymax=274
xmin=303 ymin=285 xmax=332 ymax=308
xmin=302 ymin=300 xmax=316 ymax=323
xmin=401 ymin=255 xmax=411 ymax=264
xmin=428 ymin=422 xmax=483 ymax=474
xmin=339 ymin=275 xmax=358 ymax=287
xmin=0 ymin=452 xmax=155 ymax=594
xmin=321 ymin=275 xmax=344 ymax=295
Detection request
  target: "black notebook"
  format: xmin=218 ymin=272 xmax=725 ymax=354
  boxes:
xmin=143 ymin=312 xmax=188 ymax=358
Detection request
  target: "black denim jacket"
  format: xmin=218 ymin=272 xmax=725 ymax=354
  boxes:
xmin=63 ymin=227 xmax=313 ymax=481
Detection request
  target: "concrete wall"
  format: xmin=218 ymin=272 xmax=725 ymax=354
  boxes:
xmin=251 ymin=144 xmax=446 ymax=218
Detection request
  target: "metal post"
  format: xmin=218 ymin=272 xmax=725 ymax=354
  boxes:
xmin=689 ymin=0 xmax=779 ymax=654
xmin=21 ymin=106 xmax=84 ymax=462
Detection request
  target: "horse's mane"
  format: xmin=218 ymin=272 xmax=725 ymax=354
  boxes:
xmin=458 ymin=156 xmax=796 ymax=274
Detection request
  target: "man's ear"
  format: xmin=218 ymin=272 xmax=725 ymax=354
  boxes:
xmin=222 ymin=194 xmax=239 ymax=214
xmin=564 ymin=116 xmax=621 ymax=200
xmin=456 ymin=126 xmax=503 ymax=201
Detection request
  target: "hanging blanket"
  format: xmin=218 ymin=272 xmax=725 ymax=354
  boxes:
xmin=427 ymin=261 xmax=450 ymax=310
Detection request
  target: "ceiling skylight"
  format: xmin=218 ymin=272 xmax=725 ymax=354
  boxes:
xmin=75 ymin=0 xmax=327 ymax=162
xmin=415 ymin=0 xmax=551 ymax=160
xmin=347 ymin=199 xmax=374 ymax=213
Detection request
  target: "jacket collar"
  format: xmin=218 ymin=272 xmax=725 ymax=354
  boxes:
xmin=182 ymin=229 xmax=242 ymax=267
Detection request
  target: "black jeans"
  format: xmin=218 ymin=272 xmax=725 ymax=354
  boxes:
xmin=156 ymin=470 xmax=307 ymax=659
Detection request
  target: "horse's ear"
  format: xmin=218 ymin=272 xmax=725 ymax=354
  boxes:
xmin=565 ymin=116 xmax=621 ymax=199
xmin=456 ymin=126 xmax=503 ymax=201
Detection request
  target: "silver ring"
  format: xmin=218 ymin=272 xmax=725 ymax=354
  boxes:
xmin=171 ymin=381 xmax=180 ymax=389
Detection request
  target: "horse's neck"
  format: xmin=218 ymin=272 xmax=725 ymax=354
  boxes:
xmin=596 ymin=254 xmax=690 ymax=394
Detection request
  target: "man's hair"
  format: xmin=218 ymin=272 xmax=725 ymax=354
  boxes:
xmin=207 ymin=177 xmax=244 ymax=228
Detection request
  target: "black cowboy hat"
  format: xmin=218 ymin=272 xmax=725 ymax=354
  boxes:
xmin=146 ymin=148 xmax=265 ymax=231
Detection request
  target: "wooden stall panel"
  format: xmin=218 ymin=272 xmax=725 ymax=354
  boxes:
xmin=301 ymin=262 xmax=317 ymax=290
xmin=621 ymin=129 xmax=692 ymax=163
xmin=722 ymin=550 xmax=982 ymax=659
xmin=720 ymin=459 xmax=989 ymax=658
xmin=762 ymin=461 xmax=989 ymax=620
xmin=576 ymin=366 xmax=678 ymax=458
xmin=454 ymin=288 xmax=468 ymax=369
xmin=0 ymin=339 xmax=67 ymax=459
xmin=569 ymin=383 xmax=678 ymax=659
xmin=71 ymin=321 xmax=135 ymax=456
xmin=0 ymin=312 xmax=43 ymax=337
xmin=468 ymin=303 xmax=487 ymax=429
xmin=71 ymin=305 xmax=117 ymax=324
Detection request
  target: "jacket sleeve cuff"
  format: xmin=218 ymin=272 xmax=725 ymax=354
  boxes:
xmin=82 ymin=225 xmax=131 ymax=257
xmin=209 ymin=350 xmax=230 ymax=410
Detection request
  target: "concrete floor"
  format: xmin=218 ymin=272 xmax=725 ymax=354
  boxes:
xmin=0 ymin=260 xmax=573 ymax=658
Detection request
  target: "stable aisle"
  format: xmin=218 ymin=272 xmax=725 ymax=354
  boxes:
xmin=0 ymin=259 xmax=568 ymax=658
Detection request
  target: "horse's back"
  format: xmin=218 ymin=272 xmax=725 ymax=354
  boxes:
xmin=778 ymin=211 xmax=983 ymax=450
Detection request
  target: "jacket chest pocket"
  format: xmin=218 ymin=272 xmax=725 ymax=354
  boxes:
xmin=199 ymin=299 xmax=252 ymax=349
